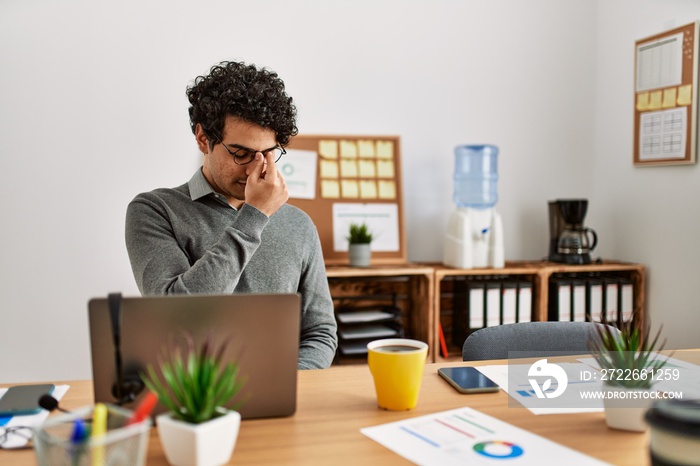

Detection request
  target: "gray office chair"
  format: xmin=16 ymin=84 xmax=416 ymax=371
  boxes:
xmin=462 ymin=321 xmax=620 ymax=361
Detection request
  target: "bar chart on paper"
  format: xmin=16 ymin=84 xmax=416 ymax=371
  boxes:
xmin=361 ymin=407 xmax=607 ymax=465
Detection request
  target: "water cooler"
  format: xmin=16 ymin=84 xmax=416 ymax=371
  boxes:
xmin=443 ymin=144 xmax=505 ymax=269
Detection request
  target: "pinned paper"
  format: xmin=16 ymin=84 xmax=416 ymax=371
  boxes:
xmin=376 ymin=160 xmax=395 ymax=178
xmin=378 ymin=180 xmax=396 ymax=199
xmin=318 ymin=140 xmax=338 ymax=159
xmin=376 ymin=140 xmax=394 ymax=159
xmin=340 ymin=140 xmax=358 ymax=158
xmin=341 ymin=180 xmax=359 ymax=198
xmin=678 ymin=84 xmax=693 ymax=105
xmin=358 ymin=160 xmax=376 ymax=178
xmin=359 ymin=180 xmax=377 ymax=199
xmin=358 ymin=140 xmax=375 ymax=158
xmin=649 ymin=90 xmax=663 ymax=110
xmin=636 ymin=92 xmax=650 ymax=111
xmin=340 ymin=159 xmax=358 ymax=177
xmin=320 ymin=160 xmax=339 ymax=178
xmin=321 ymin=180 xmax=340 ymax=198
xmin=662 ymin=88 xmax=677 ymax=108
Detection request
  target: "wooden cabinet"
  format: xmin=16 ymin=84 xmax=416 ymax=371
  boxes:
xmin=324 ymin=260 xmax=645 ymax=363
xmin=325 ymin=264 xmax=435 ymax=362
xmin=432 ymin=260 xmax=646 ymax=360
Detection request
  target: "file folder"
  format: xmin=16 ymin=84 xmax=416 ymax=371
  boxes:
xmin=549 ymin=278 xmax=572 ymax=322
xmin=468 ymin=281 xmax=486 ymax=330
xmin=501 ymin=282 xmax=517 ymax=325
xmin=586 ymin=278 xmax=603 ymax=321
xmin=485 ymin=282 xmax=501 ymax=327
xmin=617 ymin=278 xmax=634 ymax=323
xmin=603 ymin=278 xmax=619 ymax=325
xmin=571 ymin=279 xmax=587 ymax=322
xmin=517 ymin=282 xmax=532 ymax=323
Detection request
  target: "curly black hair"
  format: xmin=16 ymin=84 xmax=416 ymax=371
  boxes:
xmin=187 ymin=61 xmax=298 ymax=147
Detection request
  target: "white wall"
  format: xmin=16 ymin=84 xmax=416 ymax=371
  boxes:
xmin=0 ymin=0 xmax=693 ymax=383
xmin=592 ymin=0 xmax=700 ymax=350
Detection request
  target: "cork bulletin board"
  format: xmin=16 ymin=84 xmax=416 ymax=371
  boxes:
xmin=634 ymin=22 xmax=699 ymax=166
xmin=282 ymin=135 xmax=407 ymax=265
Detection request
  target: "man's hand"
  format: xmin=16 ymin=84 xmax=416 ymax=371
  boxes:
xmin=244 ymin=152 xmax=289 ymax=217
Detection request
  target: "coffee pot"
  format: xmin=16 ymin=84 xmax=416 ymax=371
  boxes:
xmin=548 ymin=199 xmax=598 ymax=264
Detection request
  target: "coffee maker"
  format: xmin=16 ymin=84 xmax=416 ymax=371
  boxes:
xmin=548 ymin=199 xmax=598 ymax=264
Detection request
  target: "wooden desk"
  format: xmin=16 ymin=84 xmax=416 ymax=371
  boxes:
xmin=4 ymin=351 xmax=699 ymax=465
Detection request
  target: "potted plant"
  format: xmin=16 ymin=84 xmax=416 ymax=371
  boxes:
xmin=347 ymin=223 xmax=374 ymax=267
xmin=143 ymin=334 xmax=245 ymax=466
xmin=589 ymin=318 xmax=669 ymax=432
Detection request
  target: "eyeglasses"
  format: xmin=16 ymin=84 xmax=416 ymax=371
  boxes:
xmin=219 ymin=142 xmax=286 ymax=165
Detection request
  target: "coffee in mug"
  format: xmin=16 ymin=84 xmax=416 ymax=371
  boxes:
xmin=367 ymin=338 xmax=429 ymax=411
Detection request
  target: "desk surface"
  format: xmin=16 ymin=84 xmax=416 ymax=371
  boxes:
xmin=4 ymin=351 xmax=699 ymax=465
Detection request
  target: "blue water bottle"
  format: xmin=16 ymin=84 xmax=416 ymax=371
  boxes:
xmin=453 ymin=145 xmax=499 ymax=208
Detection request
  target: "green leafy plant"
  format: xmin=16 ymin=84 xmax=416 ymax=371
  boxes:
xmin=347 ymin=223 xmax=374 ymax=244
xmin=589 ymin=317 xmax=670 ymax=389
xmin=143 ymin=333 xmax=245 ymax=424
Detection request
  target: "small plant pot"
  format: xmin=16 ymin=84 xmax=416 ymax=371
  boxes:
xmin=348 ymin=243 xmax=371 ymax=267
xmin=156 ymin=409 xmax=241 ymax=466
xmin=602 ymin=384 xmax=654 ymax=432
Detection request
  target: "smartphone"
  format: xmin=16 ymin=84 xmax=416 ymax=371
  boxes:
xmin=0 ymin=384 xmax=55 ymax=416
xmin=438 ymin=367 xmax=500 ymax=394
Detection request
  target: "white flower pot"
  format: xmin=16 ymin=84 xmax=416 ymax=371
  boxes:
xmin=602 ymin=384 xmax=654 ymax=432
xmin=156 ymin=410 xmax=241 ymax=466
xmin=349 ymin=243 xmax=371 ymax=267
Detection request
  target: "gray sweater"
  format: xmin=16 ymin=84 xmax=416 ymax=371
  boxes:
xmin=125 ymin=169 xmax=338 ymax=369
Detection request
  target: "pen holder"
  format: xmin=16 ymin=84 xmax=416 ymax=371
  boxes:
xmin=32 ymin=404 xmax=151 ymax=466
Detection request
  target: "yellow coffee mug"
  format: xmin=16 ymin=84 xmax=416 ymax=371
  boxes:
xmin=367 ymin=338 xmax=429 ymax=411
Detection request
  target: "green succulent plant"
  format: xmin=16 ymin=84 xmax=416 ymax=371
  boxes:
xmin=589 ymin=317 xmax=670 ymax=389
xmin=143 ymin=333 xmax=245 ymax=424
xmin=347 ymin=223 xmax=374 ymax=244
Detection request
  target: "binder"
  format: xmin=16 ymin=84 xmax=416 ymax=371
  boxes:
xmin=501 ymin=282 xmax=517 ymax=325
xmin=617 ymin=278 xmax=634 ymax=323
xmin=451 ymin=278 xmax=471 ymax=347
xmin=517 ymin=282 xmax=532 ymax=323
xmin=549 ymin=278 xmax=572 ymax=322
xmin=468 ymin=281 xmax=486 ymax=330
xmin=571 ymin=279 xmax=587 ymax=322
xmin=603 ymin=278 xmax=619 ymax=325
xmin=485 ymin=282 xmax=501 ymax=327
xmin=586 ymin=278 xmax=603 ymax=321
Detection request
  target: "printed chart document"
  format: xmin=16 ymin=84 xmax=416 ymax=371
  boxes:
xmin=361 ymin=407 xmax=608 ymax=465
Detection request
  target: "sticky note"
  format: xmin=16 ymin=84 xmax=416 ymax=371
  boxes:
xmin=358 ymin=140 xmax=375 ymax=158
xmin=321 ymin=180 xmax=340 ymax=198
xmin=341 ymin=180 xmax=359 ymax=198
xmin=376 ymin=160 xmax=395 ymax=178
xmin=359 ymin=181 xmax=377 ymax=199
xmin=378 ymin=180 xmax=396 ymax=199
xmin=340 ymin=159 xmax=358 ymax=177
xmin=678 ymin=84 xmax=692 ymax=106
xmin=649 ymin=90 xmax=663 ymax=110
xmin=636 ymin=92 xmax=649 ymax=111
xmin=319 ymin=140 xmax=338 ymax=159
xmin=662 ymin=88 xmax=677 ymax=108
xmin=376 ymin=140 xmax=394 ymax=159
xmin=359 ymin=160 xmax=376 ymax=178
xmin=340 ymin=140 xmax=358 ymax=158
xmin=320 ymin=160 xmax=339 ymax=178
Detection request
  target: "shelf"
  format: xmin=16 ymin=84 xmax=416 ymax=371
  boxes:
xmin=324 ymin=260 xmax=645 ymax=363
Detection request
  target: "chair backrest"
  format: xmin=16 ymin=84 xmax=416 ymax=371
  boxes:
xmin=462 ymin=321 xmax=620 ymax=361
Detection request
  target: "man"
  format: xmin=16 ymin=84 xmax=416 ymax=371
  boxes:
xmin=125 ymin=61 xmax=338 ymax=369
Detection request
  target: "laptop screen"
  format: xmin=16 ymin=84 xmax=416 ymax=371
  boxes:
xmin=88 ymin=293 xmax=300 ymax=419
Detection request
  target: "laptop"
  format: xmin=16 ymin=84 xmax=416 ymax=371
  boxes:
xmin=87 ymin=293 xmax=300 ymax=419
